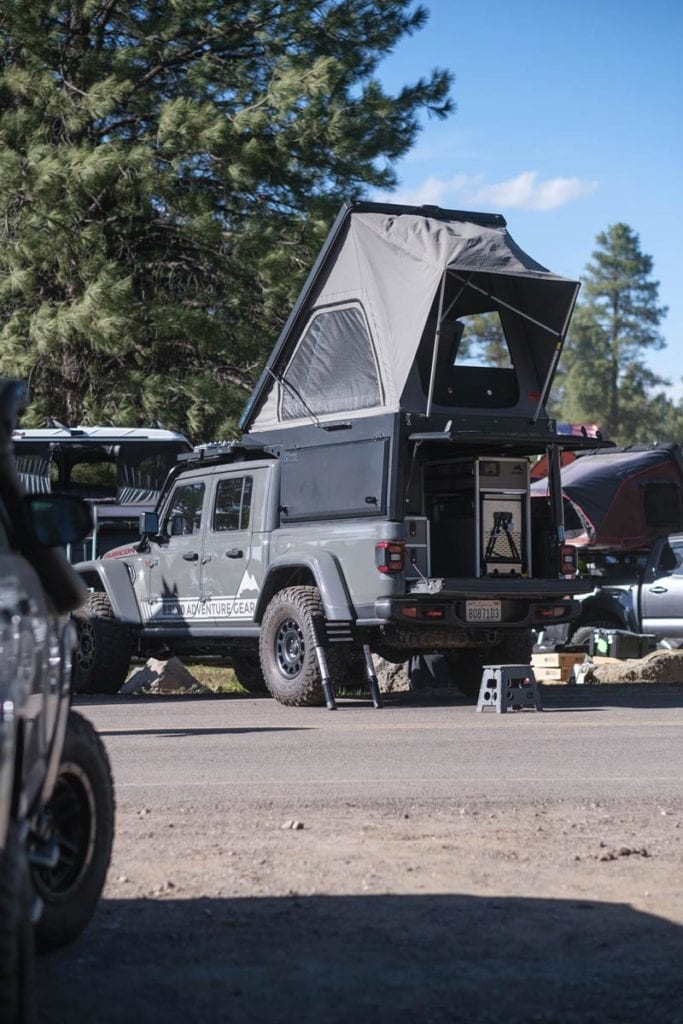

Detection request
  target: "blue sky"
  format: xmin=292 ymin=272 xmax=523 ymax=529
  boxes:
xmin=373 ymin=0 xmax=682 ymax=401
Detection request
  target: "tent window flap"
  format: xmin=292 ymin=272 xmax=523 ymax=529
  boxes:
xmin=281 ymin=305 xmax=382 ymax=421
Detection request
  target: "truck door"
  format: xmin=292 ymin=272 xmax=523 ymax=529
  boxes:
xmin=640 ymin=537 xmax=683 ymax=641
xmin=146 ymin=479 xmax=206 ymax=623
xmin=200 ymin=467 xmax=269 ymax=625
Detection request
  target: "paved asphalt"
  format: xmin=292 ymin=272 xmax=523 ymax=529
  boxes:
xmin=76 ymin=684 xmax=683 ymax=807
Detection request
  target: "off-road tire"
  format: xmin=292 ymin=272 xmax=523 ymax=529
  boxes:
xmin=260 ymin=586 xmax=344 ymax=706
xmin=31 ymin=711 xmax=114 ymax=951
xmin=231 ymin=649 xmax=268 ymax=694
xmin=0 ymin=822 xmax=34 ymax=1024
xmin=570 ymin=620 xmax=620 ymax=650
xmin=73 ymin=591 xmax=134 ymax=693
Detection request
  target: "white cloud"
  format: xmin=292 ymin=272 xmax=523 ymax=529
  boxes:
xmin=469 ymin=171 xmax=598 ymax=211
xmin=391 ymin=170 xmax=597 ymax=212
xmin=392 ymin=174 xmax=474 ymax=207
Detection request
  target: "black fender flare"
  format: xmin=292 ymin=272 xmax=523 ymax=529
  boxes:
xmin=255 ymin=551 xmax=354 ymax=623
xmin=575 ymin=590 xmax=631 ymax=632
xmin=74 ymin=560 xmax=142 ymax=625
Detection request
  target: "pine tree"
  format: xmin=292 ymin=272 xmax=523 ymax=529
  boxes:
xmin=0 ymin=1 xmax=452 ymax=439
xmin=552 ymin=224 xmax=668 ymax=443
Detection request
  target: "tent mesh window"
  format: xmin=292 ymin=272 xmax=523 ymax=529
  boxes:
xmin=281 ymin=305 xmax=382 ymax=420
xmin=417 ymin=309 xmax=519 ymax=409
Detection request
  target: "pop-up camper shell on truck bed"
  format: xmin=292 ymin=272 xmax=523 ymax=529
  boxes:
xmin=240 ymin=202 xmax=612 ymax=595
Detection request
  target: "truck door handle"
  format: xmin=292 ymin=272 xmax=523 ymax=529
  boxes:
xmin=182 ymin=552 xmax=199 ymax=562
xmin=648 ymin=586 xmax=668 ymax=594
xmin=226 ymin=548 xmax=243 ymax=559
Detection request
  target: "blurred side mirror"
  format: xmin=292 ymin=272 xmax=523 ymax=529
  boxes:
xmin=24 ymin=494 xmax=92 ymax=547
xmin=140 ymin=511 xmax=160 ymax=537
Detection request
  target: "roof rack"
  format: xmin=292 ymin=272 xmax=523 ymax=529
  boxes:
xmin=177 ymin=439 xmax=279 ymax=466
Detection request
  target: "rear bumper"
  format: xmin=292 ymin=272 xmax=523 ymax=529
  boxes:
xmin=371 ymin=589 xmax=581 ymax=632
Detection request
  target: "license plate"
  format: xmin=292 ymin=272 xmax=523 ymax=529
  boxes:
xmin=466 ymin=600 xmax=502 ymax=623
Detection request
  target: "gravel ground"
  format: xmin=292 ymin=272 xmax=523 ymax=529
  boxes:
xmin=34 ymin=681 xmax=683 ymax=1024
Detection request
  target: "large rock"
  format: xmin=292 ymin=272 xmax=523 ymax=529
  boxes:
xmin=583 ymin=649 xmax=683 ymax=685
xmin=121 ymin=656 xmax=209 ymax=695
xmin=372 ymin=657 xmax=411 ymax=692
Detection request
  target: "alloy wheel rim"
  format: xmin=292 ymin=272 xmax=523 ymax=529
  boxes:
xmin=275 ymin=617 xmax=305 ymax=677
xmin=32 ymin=762 xmax=96 ymax=902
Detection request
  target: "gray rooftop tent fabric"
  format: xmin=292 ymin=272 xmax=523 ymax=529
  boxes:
xmin=241 ymin=203 xmax=580 ymax=433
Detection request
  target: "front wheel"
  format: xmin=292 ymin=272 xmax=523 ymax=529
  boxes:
xmin=73 ymin=591 xmax=134 ymax=693
xmin=231 ymin=648 xmax=268 ymax=694
xmin=31 ymin=711 xmax=114 ymax=951
xmin=569 ymin=620 xmax=619 ymax=649
xmin=259 ymin=586 xmax=327 ymax=706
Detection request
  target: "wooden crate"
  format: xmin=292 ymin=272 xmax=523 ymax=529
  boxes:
xmin=531 ymin=652 xmax=586 ymax=683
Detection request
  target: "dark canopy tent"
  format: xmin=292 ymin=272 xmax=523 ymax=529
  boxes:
xmin=531 ymin=445 xmax=683 ymax=549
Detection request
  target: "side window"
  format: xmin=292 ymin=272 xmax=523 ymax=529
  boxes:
xmin=656 ymin=542 xmax=683 ymax=574
xmin=164 ymin=482 xmax=205 ymax=536
xmin=670 ymin=543 xmax=683 ymax=574
xmin=281 ymin=304 xmax=382 ymax=420
xmin=213 ymin=477 xmax=253 ymax=532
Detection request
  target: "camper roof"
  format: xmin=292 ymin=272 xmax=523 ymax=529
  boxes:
xmin=240 ymin=201 xmax=581 ymax=434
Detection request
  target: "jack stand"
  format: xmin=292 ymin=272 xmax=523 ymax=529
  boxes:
xmin=476 ymin=664 xmax=542 ymax=713
xmin=363 ymin=644 xmax=383 ymax=708
xmin=314 ymin=643 xmax=337 ymax=710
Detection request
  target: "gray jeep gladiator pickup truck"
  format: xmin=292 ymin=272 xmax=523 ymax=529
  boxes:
xmin=0 ymin=380 xmax=114 ymax=1024
xmin=73 ymin=202 xmax=611 ymax=706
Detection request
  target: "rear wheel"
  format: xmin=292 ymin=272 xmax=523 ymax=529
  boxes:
xmin=32 ymin=711 xmax=114 ymax=951
xmin=0 ymin=822 xmax=34 ymax=1024
xmin=261 ymin=586 xmax=347 ymax=706
xmin=73 ymin=591 xmax=134 ymax=693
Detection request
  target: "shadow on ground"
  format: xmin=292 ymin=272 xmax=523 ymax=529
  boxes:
xmin=36 ymin=892 xmax=682 ymax=1024
xmin=389 ymin=681 xmax=683 ymax=712
xmin=77 ymin=681 xmax=683 ymax=714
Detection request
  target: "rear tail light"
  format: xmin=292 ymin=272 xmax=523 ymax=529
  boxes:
xmin=560 ymin=544 xmax=577 ymax=577
xmin=375 ymin=541 xmax=405 ymax=574
xmin=401 ymin=605 xmax=446 ymax=620
xmin=538 ymin=605 xmax=569 ymax=619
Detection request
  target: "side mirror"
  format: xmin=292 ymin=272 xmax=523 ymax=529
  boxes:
xmin=23 ymin=494 xmax=92 ymax=547
xmin=140 ymin=511 xmax=160 ymax=537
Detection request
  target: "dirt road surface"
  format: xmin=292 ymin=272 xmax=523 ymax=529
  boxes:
xmin=36 ymin=685 xmax=683 ymax=1024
